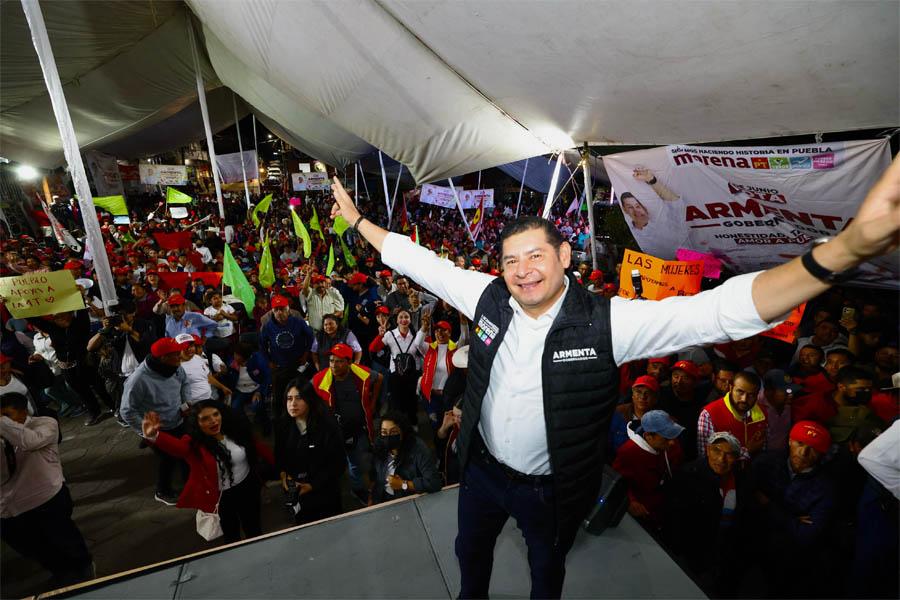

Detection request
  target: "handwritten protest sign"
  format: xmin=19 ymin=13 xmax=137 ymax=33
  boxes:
xmin=760 ymin=303 xmax=807 ymax=344
xmin=0 ymin=270 xmax=85 ymax=318
xmin=676 ymin=248 xmax=722 ymax=279
xmin=618 ymin=249 xmax=703 ymax=300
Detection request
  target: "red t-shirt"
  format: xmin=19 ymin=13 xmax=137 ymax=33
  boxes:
xmin=791 ymin=390 xmax=837 ymax=425
xmin=868 ymin=392 xmax=899 ymax=423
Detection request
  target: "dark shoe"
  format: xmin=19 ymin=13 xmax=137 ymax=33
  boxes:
xmin=84 ymin=413 xmax=104 ymax=426
xmin=154 ymin=491 xmax=178 ymax=506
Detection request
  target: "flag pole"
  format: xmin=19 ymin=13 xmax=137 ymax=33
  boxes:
xmin=582 ymin=142 xmax=598 ymax=269
xmin=233 ymin=92 xmax=252 ymax=210
xmin=515 ymin=157 xmax=529 ymax=218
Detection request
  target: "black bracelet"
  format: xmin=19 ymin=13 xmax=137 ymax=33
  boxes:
xmin=352 ymin=215 xmax=366 ymax=232
xmin=647 ymin=176 xmax=658 ymax=185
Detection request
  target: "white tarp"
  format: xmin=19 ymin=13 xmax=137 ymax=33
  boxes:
xmin=603 ymin=139 xmax=897 ymax=288
xmin=188 ymin=0 xmax=899 ymax=183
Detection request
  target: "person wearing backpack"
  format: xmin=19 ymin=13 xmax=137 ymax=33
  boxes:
xmin=369 ymin=309 xmax=426 ymax=428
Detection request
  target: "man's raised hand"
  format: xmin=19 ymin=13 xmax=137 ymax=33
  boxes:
xmin=330 ymin=177 xmax=360 ymax=225
xmin=839 ymin=154 xmax=900 ymax=262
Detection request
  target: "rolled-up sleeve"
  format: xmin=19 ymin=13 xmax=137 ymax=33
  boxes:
xmin=380 ymin=233 xmax=494 ymax=320
xmin=610 ymin=272 xmax=785 ymax=365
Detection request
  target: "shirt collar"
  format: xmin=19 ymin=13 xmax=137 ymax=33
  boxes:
xmin=508 ymin=276 xmax=570 ymax=324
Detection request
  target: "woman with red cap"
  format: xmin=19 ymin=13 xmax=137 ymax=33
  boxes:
xmin=418 ymin=311 xmax=468 ymax=434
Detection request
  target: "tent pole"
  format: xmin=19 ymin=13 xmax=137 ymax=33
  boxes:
xmin=448 ymin=179 xmax=476 ymax=243
xmin=20 ymin=0 xmax=118 ymax=315
xmin=252 ymin=114 xmax=260 ymax=194
xmin=187 ymin=18 xmax=225 ymax=219
xmin=390 ymin=164 xmax=403 ymax=222
xmin=359 ymin=161 xmax=372 ymax=207
xmin=515 ymin=157 xmax=528 ymax=218
xmin=582 ymin=142 xmax=598 ymax=270
xmin=353 ymin=162 xmax=358 ymax=206
xmin=541 ymin=152 xmax=565 ymax=220
xmin=233 ymin=92 xmax=252 ymax=210
xmin=378 ymin=151 xmax=392 ymax=229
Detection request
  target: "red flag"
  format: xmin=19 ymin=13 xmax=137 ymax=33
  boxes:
xmin=470 ymin=193 xmax=485 ymax=240
xmin=153 ymin=231 xmax=192 ymax=250
xmin=401 ymin=197 xmax=411 ymax=233
xmin=188 ymin=250 xmax=204 ymax=271
xmin=157 ymin=272 xmax=191 ymax=293
xmin=191 ymin=272 xmax=223 ymax=287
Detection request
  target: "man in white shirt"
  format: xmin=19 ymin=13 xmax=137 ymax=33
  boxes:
xmin=327 ymin=156 xmax=900 ymax=599
xmin=302 ymin=270 xmax=345 ymax=333
xmin=176 ymin=334 xmax=229 ymax=402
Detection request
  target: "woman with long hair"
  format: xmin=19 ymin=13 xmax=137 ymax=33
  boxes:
xmin=273 ymin=378 xmax=346 ymax=524
xmin=141 ymin=400 xmax=274 ymax=543
xmin=371 ymin=411 xmax=442 ymax=505
xmin=368 ymin=309 xmax=426 ymax=427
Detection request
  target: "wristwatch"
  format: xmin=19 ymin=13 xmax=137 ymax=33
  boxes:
xmin=800 ymin=237 xmax=859 ymax=284
xmin=401 ymin=481 xmax=409 ymax=491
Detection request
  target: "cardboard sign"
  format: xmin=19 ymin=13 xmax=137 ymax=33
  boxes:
xmin=618 ymin=249 xmax=703 ymax=300
xmin=761 ymin=303 xmax=807 ymax=344
xmin=0 ymin=270 xmax=86 ymax=318
xmin=676 ymin=248 xmax=722 ymax=279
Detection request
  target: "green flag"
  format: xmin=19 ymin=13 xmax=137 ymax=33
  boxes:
xmin=413 ymin=224 xmax=420 ymax=246
xmin=165 ymin=187 xmax=193 ymax=204
xmin=223 ymin=245 xmax=256 ymax=310
xmin=291 ymin=209 xmax=312 ymax=258
xmin=122 ymin=230 xmax=137 ymax=244
xmin=325 ymin=244 xmax=335 ymax=277
xmin=339 ymin=235 xmax=356 ymax=267
xmin=333 ymin=215 xmax=350 ymax=237
xmin=309 ymin=207 xmax=323 ymax=238
xmin=92 ymin=195 xmax=128 ymax=215
xmin=251 ymin=193 xmax=273 ymax=227
xmin=259 ymin=233 xmax=275 ymax=288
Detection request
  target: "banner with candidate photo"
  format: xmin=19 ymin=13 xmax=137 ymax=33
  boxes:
xmin=603 ymin=139 xmax=896 ymax=288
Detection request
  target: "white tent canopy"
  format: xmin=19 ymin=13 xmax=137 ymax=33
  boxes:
xmin=2 ymin=1 xmax=897 ymax=182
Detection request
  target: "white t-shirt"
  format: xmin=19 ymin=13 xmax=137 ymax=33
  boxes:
xmin=236 ymin=366 xmax=259 ymax=393
xmin=204 ymin=305 xmax=235 ymax=338
xmin=181 ymin=354 xmax=214 ymax=401
xmin=0 ymin=376 xmax=34 ymax=414
xmin=219 ymin=435 xmax=249 ymax=490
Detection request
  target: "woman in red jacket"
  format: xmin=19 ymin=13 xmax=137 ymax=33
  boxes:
xmin=141 ymin=400 xmax=274 ymax=543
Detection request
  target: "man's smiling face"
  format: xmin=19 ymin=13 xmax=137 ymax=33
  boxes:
xmin=501 ymin=227 xmax=570 ymax=319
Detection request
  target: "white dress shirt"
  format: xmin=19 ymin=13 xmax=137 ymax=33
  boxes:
xmin=381 ymin=233 xmax=776 ymax=475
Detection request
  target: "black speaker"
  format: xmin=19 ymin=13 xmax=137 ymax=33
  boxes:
xmin=582 ymin=465 xmax=629 ymax=535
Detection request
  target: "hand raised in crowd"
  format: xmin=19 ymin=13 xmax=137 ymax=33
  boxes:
xmin=27 ymin=353 xmax=44 ymax=364
xmin=330 ymin=177 xmax=361 ymax=225
xmin=156 ymin=289 xmax=168 ymax=301
xmin=141 ymin=411 xmax=161 ymax=439
xmin=838 ymin=154 xmax=900 ymax=262
xmin=420 ymin=308 xmax=432 ymax=330
xmin=378 ymin=323 xmax=387 ymax=336
xmin=839 ymin=314 xmax=858 ymax=333
xmin=387 ymin=474 xmax=405 ymax=491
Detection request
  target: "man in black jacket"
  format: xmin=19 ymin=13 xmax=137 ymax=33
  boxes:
xmin=327 ymin=159 xmax=900 ymax=599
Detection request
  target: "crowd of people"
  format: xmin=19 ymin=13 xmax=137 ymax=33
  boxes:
xmin=0 ymin=176 xmax=897 ymax=599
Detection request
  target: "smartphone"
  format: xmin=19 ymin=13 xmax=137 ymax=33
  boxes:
xmin=842 ymin=306 xmax=856 ymax=321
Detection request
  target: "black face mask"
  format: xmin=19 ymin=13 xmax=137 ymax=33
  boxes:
xmin=847 ymin=389 xmax=871 ymax=406
xmin=374 ymin=433 xmax=402 ymax=457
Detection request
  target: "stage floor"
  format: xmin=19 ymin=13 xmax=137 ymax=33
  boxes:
xmin=49 ymin=486 xmax=704 ymax=599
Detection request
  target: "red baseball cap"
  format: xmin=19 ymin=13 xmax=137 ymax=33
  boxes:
xmin=375 ymin=306 xmax=390 ymax=314
xmin=434 ymin=320 xmax=452 ymax=331
xmin=789 ymin=421 xmax=831 ymax=455
xmin=348 ymin=273 xmax=368 ymax=285
xmin=167 ymin=255 xmax=177 ymax=262
xmin=279 ymin=268 xmax=289 ymax=274
xmin=167 ymin=295 xmax=186 ymax=306
xmin=151 ymin=337 xmax=190 ymax=358
xmin=329 ymin=343 xmax=354 ymax=360
xmin=313 ymin=275 xmax=326 ymax=283
xmin=0 ymin=353 xmax=13 ymax=365
xmin=632 ymin=375 xmax=660 ymax=392
xmin=271 ymin=296 xmax=290 ymax=308
xmin=191 ymin=334 xmax=203 ymax=345
xmin=589 ymin=270 xmax=603 ymax=281
xmin=379 ymin=270 xmax=391 ymax=278
xmin=489 ymin=269 xmax=500 ymax=276
xmin=672 ymin=360 xmax=700 ymax=378
xmin=146 ymin=270 xmax=158 ymax=276
xmin=64 ymin=260 xmax=83 ymax=270
xmin=472 ymin=258 xmax=482 ymax=266
xmin=648 ymin=357 xmax=670 ymax=365
xmin=603 ymin=283 xmax=617 ymax=292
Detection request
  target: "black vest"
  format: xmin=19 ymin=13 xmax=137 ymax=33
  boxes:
xmin=459 ymin=275 xmax=618 ymax=535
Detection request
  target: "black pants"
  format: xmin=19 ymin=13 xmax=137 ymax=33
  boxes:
xmin=455 ymin=440 xmax=580 ymax=599
xmin=219 ymin=475 xmax=262 ymax=543
xmin=271 ymin=361 xmax=303 ymax=421
xmin=389 ymin=369 xmax=419 ymax=426
xmin=62 ymin=363 xmax=114 ymax=417
xmin=1 ymin=485 xmax=92 ymax=579
xmin=151 ymin=423 xmax=189 ymax=495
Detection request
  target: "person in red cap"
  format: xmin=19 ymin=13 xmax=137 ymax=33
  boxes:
xmin=419 ymin=312 xmax=469 ymax=432
xmin=609 ymin=375 xmax=661 ymax=453
xmin=743 ymin=420 xmax=838 ymax=596
xmin=697 ymin=370 xmax=766 ymax=459
xmin=601 ymin=283 xmax=618 ymax=299
xmin=311 ymin=343 xmax=383 ymax=506
xmin=659 ymin=360 xmax=708 ymax=460
xmin=586 ymin=270 xmax=604 ymax=294
xmin=260 ymin=295 xmax=314 ymax=419
xmin=119 ymin=337 xmax=194 ymax=506
xmin=301 ymin=267 xmax=345 ymax=334
xmin=376 ymin=270 xmax=395 ymax=302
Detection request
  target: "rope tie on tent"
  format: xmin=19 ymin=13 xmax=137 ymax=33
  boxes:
xmin=149 ymin=0 xmax=158 ymax=27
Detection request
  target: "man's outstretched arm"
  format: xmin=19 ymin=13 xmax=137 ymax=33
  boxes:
xmin=751 ymin=154 xmax=899 ymax=322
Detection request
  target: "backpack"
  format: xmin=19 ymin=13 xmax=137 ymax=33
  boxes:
xmin=390 ymin=330 xmax=418 ymax=376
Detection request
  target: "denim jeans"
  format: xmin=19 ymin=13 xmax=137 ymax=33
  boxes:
xmin=345 ymin=434 xmax=370 ymax=495
xmin=455 ymin=443 xmax=579 ymax=599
